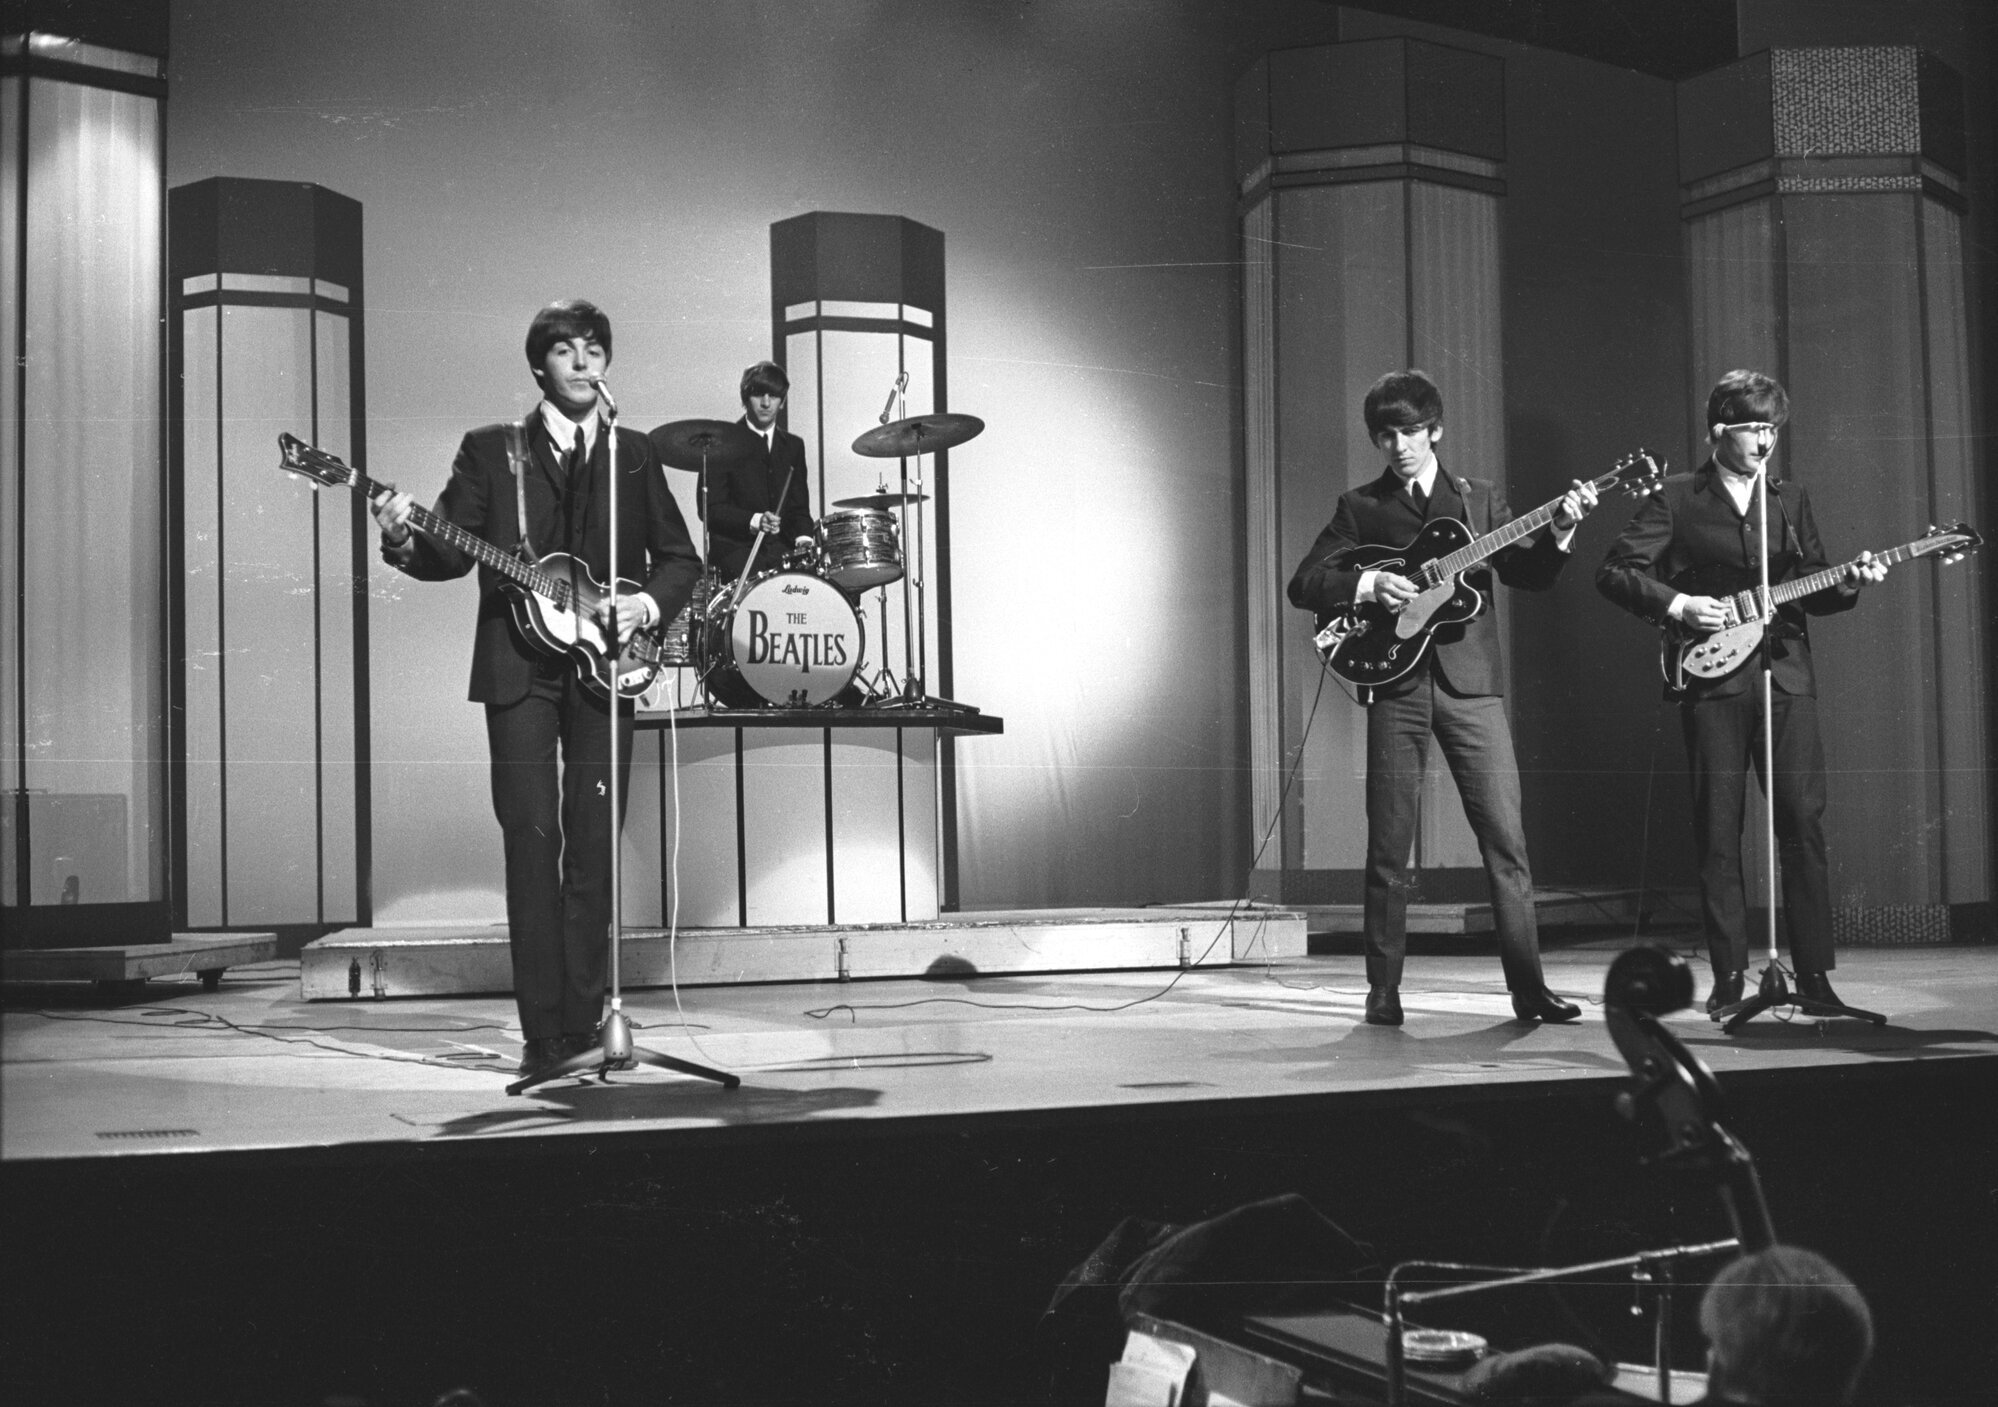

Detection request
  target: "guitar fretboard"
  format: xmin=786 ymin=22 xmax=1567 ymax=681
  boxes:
xmin=334 ymin=460 xmax=575 ymax=613
xmin=1410 ymin=464 xmax=1624 ymax=588
xmin=1727 ymin=538 xmax=1955 ymax=621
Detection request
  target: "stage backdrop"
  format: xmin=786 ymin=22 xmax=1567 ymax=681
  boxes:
xmin=163 ymin=0 xmax=1369 ymax=920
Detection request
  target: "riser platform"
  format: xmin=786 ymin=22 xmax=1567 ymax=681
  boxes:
xmin=297 ymin=904 xmax=1307 ymax=1000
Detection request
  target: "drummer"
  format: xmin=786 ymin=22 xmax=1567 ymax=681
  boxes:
xmin=703 ymin=360 xmax=815 ymax=582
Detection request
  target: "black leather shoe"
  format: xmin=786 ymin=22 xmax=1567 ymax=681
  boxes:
xmin=1705 ymin=970 xmax=1745 ymax=1014
xmin=1364 ymin=984 xmax=1404 ymax=1026
xmin=1511 ymin=988 xmax=1581 ymax=1023
xmin=516 ymin=1037 xmax=560 ymax=1078
xmin=1796 ymin=971 xmax=1843 ymax=1005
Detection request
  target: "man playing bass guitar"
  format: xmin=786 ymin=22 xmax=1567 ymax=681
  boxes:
xmin=371 ymin=299 xmax=702 ymax=1080
xmin=1288 ymin=370 xmax=1597 ymax=1026
xmin=1597 ymin=370 xmax=1885 ymax=1015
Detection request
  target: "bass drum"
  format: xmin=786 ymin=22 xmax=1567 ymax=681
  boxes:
xmin=700 ymin=570 xmax=863 ymax=708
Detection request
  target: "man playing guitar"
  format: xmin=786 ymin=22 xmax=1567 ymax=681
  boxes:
xmin=1597 ymin=370 xmax=1885 ymax=1015
xmin=1288 ymin=370 xmax=1597 ymax=1027
xmin=371 ymin=300 xmax=702 ymax=1079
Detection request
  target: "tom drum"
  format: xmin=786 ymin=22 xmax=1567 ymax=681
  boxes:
xmin=817 ymin=507 xmax=903 ymax=592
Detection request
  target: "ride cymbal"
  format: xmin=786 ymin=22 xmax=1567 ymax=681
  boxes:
xmin=649 ymin=419 xmax=759 ymax=470
xmin=851 ymin=412 xmax=984 ymax=458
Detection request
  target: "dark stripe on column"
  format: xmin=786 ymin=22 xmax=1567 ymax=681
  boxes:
xmin=823 ymin=727 xmax=835 ymax=923
xmin=214 ymin=298 xmax=229 ymax=927
xmin=310 ymin=301 xmax=325 ymax=924
xmin=10 ymin=75 xmax=31 ymax=904
xmin=896 ymin=726 xmax=907 ymax=923
xmin=734 ymin=727 xmax=748 ymax=927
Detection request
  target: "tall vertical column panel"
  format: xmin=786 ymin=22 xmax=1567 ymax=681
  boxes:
xmin=1240 ymin=196 xmax=1283 ymax=863
xmin=1915 ymin=198 xmax=1990 ymax=908
xmin=1274 ymin=181 xmax=1407 ymax=875
xmin=1408 ymin=180 xmax=1503 ymax=871
xmin=218 ymin=304 xmax=319 ymax=923
xmin=313 ymin=312 xmax=358 ymax=922
xmin=2 ymin=41 xmax=168 ymax=944
xmin=180 ymin=305 xmax=224 ymax=926
xmin=1787 ymin=192 xmax=1941 ymax=910
xmin=1676 ymin=45 xmax=1987 ymax=939
xmin=167 ymin=178 xmax=369 ymax=932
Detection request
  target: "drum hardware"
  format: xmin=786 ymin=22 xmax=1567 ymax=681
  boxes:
xmin=818 ymin=506 xmax=904 ymax=592
xmin=849 ymin=403 xmax=985 ymax=712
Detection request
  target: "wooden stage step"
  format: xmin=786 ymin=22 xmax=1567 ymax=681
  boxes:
xmin=1296 ymin=887 xmax=1654 ymax=936
xmin=2 ymin=932 xmax=278 ymax=994
xmin=297 ymin=904 xmax=1308 ymax=1001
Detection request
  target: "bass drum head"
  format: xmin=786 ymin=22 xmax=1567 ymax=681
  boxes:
xmin=700 ymin=570 xmax=863 ymax=707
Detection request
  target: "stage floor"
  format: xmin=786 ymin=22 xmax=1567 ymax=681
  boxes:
xmin=6 ymin=938 xmax=1995 ymax=1164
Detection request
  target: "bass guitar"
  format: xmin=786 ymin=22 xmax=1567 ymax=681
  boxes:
xmin=1313 ymin=451 xmax=1665 ymax=687
xmin=277 ymin=433 xmax=667 ymax=700
xmin=1659 ymin=521 xmax=1982 ymax=691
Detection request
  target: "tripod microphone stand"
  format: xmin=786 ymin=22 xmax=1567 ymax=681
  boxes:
xmin=1711 ymin=445 xmax=1882 ymax=1034
xmin=510 ymin=375 xmax=739 ymax=1096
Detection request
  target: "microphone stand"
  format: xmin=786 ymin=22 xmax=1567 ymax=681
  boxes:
xmin=510 ymin=376 xmax=739 ymax=1096
xmin=1712 ymin=456 xmax=1881 ymax=1033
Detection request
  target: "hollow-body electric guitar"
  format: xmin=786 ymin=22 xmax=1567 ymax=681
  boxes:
xmin=278 ymin=433 xmax=666 ymax=699
xmin=1313 ymin=451 xmax=1665 ymax=688
xmin=1659 ymin=521 xmax=1982 ymax=691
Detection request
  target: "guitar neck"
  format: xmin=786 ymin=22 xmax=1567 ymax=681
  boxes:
xmin=1418 ymin=478 xmax=1596 ymax=584
xmin=1761 ymin=540 xmax=1926 ymax=609
xmin=345 ymin=466 xmax=563 ymax=600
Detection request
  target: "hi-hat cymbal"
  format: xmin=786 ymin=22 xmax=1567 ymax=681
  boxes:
xmin=832 ymin=491 xmax=930 ymax=509
xmin=851 ymin=412 xmax=984 ymax=459
xmin=649 ymin=418 xmax=759 ymax=471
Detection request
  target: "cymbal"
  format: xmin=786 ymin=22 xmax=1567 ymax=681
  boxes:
xmin=832 ymin=491 xmax=930 ymax=509
xmin=851 ymin=412 xmax=984 ymax=459
xmin=648 ymin=418 xmax=758 ymax=471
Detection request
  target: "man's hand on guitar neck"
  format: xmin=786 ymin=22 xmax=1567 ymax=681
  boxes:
xmin=370 ymin=486 xmax=417 ymax=551
xmin=1846 ymin=549 xmax=1888 ymax=587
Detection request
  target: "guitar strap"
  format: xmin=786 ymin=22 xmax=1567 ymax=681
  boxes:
xmin=502 ymin=419 xmax=538 ymax=559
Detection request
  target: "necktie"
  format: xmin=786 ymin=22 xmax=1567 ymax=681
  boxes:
xmin=567 ymin=426 xmax=586 ymax=482
xmin=1409 ymin=480 xmax=1428 ymax=517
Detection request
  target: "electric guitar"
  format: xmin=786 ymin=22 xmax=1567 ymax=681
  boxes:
xmin=1313 ymin=451 xmax=1666 ymax=688
xmin=277 ymin=433 xmax=667 ymax=699
xmin=1659 ymin=522 xmax=1982 ymax=691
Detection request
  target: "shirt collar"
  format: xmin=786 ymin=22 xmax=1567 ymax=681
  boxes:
xmin=538 ymin=400 xmax=599 ymax=458
xmin=743 ymin=414 xmax=775 ymax=447
xmin=1393 ymin=460 xmax=1439 ymax=499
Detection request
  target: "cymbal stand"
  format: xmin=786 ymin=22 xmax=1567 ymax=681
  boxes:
xmin=882 ymin=432 xmax=976 ymax=714
xmin=1712 ymin=456 xmax=1882 ymax=1033
xmin=509 ymin=376 xmax=739 ymax=1096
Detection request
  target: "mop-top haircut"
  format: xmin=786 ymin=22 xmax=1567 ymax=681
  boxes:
xmin=525 ymin=299 xmax=612 ymax=367
xmin=1363 ymin=369 xmax=1444 ymax=439
xmin=1706 ymin=369 xmax=1789 ymax=432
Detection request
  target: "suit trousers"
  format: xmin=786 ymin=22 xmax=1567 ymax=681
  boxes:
xmin=485 ymin=666 xmax=635 ymax=1039
xmin=1680 ymin=688 xmax=1834 ymax=976
xmin=1363 ymin=671 xmax=1545 ymax=992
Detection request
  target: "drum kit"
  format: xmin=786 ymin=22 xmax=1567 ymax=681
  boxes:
xmin=646 ymin=402 xmax=984 ymax=711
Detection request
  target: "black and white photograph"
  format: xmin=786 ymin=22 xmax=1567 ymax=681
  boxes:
xmin=3 ymin=2 xmax=1994 ymax=1404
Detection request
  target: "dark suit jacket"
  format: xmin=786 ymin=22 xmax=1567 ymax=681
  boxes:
xmin=388 ymin=416 xmax=702 ymax=706
xmin=1287 ymin=465 xmax=1570 ymax=698
xmin=703 ymin=417 xmax=813 ymax=580
xmin=1596 ymin=460 xmax=1857 ymax=699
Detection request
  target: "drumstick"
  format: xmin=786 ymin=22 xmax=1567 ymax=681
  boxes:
xmin=728 ymin=459 xmax=800 ymax=610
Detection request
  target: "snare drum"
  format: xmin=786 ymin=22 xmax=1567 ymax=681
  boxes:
xmin=817 ymin=507 xmax=903 ymax=591
xmin=699 ymin=569 xmax=864 ymax=708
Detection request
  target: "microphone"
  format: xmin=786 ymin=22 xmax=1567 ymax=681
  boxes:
xmin=877 ymin=370 xmax=909 ymax=425
xmin=590 ymin=376 xmax=618 ymax=415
